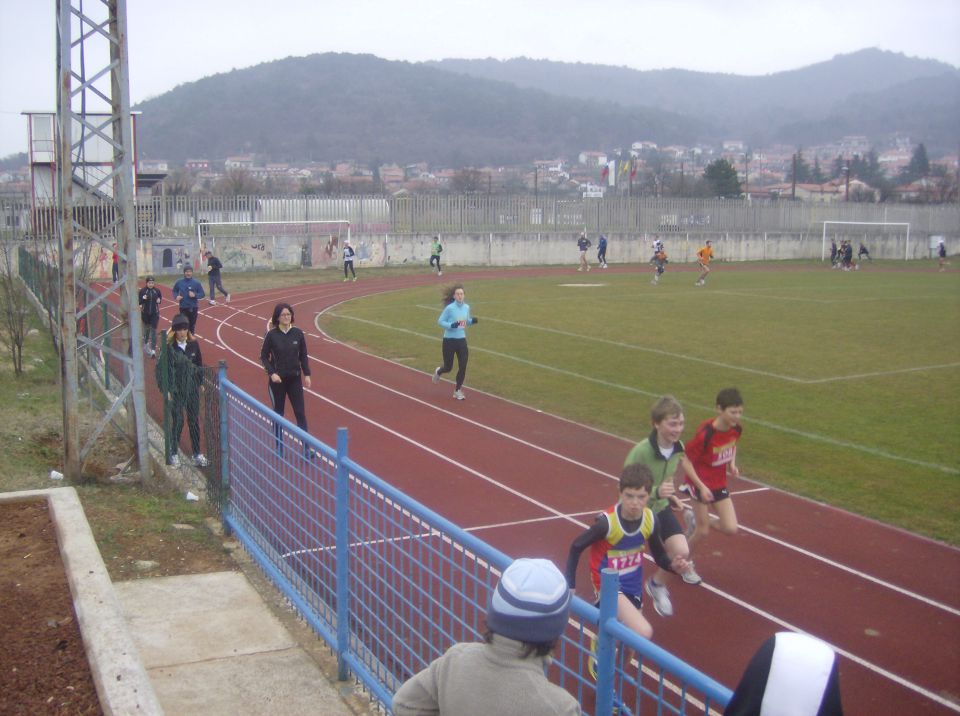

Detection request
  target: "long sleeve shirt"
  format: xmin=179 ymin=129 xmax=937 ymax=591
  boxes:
xmin=438 ymin=301 xmax=474 ymax=339
xmin=260 ymin=326 xmax=311 ymax=379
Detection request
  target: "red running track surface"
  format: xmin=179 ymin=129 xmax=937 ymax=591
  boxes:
xmin=160 ymin=268 xmax=960 ymax=715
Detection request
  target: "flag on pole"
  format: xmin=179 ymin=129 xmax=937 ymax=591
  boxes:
xmin=620 ymin=158 xmax=630 ymax=177
xmin=630 ymin=160 xmax=638 ymax=180
xmin=605 ymin=160 xmax=616 ymax=187
xmin=600 ymin=163 xmax=609 ymax=182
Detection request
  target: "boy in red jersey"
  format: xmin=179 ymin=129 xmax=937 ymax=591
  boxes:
xmin=566 ymin=463 xmax=660 ymax=649
xmin=684 ymin=388 xmax=744 ymax=561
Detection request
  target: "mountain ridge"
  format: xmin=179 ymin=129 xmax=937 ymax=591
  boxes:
xmin=132 ymin=49 xmax=959 ymax=166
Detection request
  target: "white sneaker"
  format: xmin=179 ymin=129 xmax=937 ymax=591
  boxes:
xmin=645 ymin=578 xmax=673 ymax=617
xmin=209 ymin=299 xmax=217 ymax=306
xmin=192 ymin=454 xmax=209 ymax=467
xmin=682 ymin=561 xmax=703 ymax=586
xmin=453 ymin=390 xmax=465 ymax=401
xmin=432 ymin=367 xmax=441 ymax=384
xmin=437 ymin=271 xmax=442 ymax=276
xmin=169 ymin=453 xmax=180 ymax=468
xmin=225 ymin=294 xmax=231 ymax=303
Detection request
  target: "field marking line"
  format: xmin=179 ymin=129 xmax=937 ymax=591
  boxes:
xmin=325 ymin=313 xmax=958 ymax=476
xmin=802 ymin=361 xmax=960 ymax=384
xmin=410 ymin=305 xmax=960 ymax=385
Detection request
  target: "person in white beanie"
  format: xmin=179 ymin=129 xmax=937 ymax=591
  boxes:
xmin=392 ymin=558 xmax=580 ymax=716
xmin=724 ymin=632 xmax=843 ymax=716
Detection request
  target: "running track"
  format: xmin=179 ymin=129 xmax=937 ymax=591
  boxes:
xmin=161 ymin=268 xmax=960 ymax=714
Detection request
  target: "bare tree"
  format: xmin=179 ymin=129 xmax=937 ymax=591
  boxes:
xmin=0 ymin=241 xmax=27 ymax=375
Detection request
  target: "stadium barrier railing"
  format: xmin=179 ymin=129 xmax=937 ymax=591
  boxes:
xmin=219 ymin=366 xmax=732 ymax=715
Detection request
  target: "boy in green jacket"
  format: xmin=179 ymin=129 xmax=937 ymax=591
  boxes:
xmin=623 ymin=395 xmax=713 ymax=618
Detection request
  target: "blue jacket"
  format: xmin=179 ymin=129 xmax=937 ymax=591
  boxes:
xmin=438 ymin=301 xmax=474 ymax=339
xmin=172 ymin=276 xmax=205 ymax=309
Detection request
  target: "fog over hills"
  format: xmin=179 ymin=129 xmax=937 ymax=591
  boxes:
xmin=132 ymin=49 xmax=959 ymax=165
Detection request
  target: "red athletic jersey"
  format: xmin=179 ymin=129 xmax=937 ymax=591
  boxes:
xmin=685 ymin=419 xmax=742 ymax=490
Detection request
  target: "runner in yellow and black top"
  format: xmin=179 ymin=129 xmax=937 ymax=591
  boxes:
xmin=695 ymin=239 xmax=714 ymax=286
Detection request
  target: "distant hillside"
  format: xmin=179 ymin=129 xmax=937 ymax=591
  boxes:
xmin=428 ymin=49 xmax=960 ymax=151
xmin=134 ymin=53 xmax=706 ymax=166
xmin=133 ymin=49 xmax=960 ymax=166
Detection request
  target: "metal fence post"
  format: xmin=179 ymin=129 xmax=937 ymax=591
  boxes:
xmin=596 ymin=568 xmax=618 ymax=716
xmin=218 ymin=360 xmax=231 ymax=533
xmin=335 ymin=426 xmax=350 ymax=681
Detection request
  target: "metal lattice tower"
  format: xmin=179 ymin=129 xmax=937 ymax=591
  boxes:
xmin=56 ymin=0 xmax=151 ymax=483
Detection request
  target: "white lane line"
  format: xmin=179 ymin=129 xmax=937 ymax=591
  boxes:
xmin=698 ymin=581 xmax=960 ymax=713
xmin=326 ymin=313 xmax=958 ymax=475
xmin=211 ymin=295 xmax=959 ymax=714
xmin=803 ymin=361 xmax=960 ymax=384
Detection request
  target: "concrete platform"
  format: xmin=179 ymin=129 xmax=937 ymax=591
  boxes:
xmin=114 ymin=571 xmax=359 ymax=716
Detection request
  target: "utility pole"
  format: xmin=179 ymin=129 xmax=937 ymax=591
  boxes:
xmin=56 ymin=0 xmax=152 ymax=484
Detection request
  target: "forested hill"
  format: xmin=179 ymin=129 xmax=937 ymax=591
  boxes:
xmin=133 ymin=53 xmax=706 ymax=166
xmin=133 ymin=49 xmax=959 ymax=165
xmin=428 ymin=49 xmax=960 ymax=151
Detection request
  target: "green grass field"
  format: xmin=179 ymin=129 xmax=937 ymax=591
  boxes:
xmin=320 ymin=261 xmax=960 ymax=545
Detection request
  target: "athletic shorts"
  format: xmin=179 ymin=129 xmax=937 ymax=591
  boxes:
xmin=689 ymin=486 xmax=730 ymax=503
xmin=595 ymin=592 xmax=642 ymax=611
xmin=649 ymin=507 xmax=684 ymax=572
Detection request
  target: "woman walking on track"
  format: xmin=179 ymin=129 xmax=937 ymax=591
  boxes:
xmin=432 ymin=284 xmax=478 ymax=401
xmin=260 ymin=303 xmax=313 ymax=452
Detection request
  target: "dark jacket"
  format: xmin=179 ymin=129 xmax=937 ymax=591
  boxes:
xmin=138 ymin=286 xmax=162 ymax=320
xmin=260 ymin=326 xmax=311 ymax=379
xmin=156 ymin=335 xmax=204 ymax=394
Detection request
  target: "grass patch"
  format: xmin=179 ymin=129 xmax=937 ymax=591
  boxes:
xmin=321 ymin=262 xmax=960 ymax=545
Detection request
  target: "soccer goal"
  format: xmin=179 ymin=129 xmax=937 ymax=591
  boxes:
xmin=820 ymin=221 xmax=911 ymax=262
xmin=195 ymin=219 xmax=351 ymax=270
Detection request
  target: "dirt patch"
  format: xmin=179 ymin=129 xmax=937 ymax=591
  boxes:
xmin=0 ymin=500 xmax=102 ymax=715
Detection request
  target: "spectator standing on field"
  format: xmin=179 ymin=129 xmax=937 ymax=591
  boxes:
xmin=695 ymin=240 xmax=713 ymax=286
xmin=577 ymin=232 xmax=592 ymax=272
xmin=138 ymin=275 xmax=162 ymax=358
xmin=939 ymin=238 xmax=947 ymax=271
xmin=392 ymin=558 xmax=579 ymax=716
xmin=156 ymin=314 xmax=208 ymax=468
xmin=111 ymin=243 xmax=120 ymax=283
xmin=204 ymin=250 xmax=230 ymax=304
xmin=429 ymin=236 xmax=443 ymax=276
xmin=432 ymin=283 xmax=478 ymax=401
xmin=342 ymin=238 xmax=357 ymax=281
xmin=172 ymin=265 xmax=205 ymax=334
xmin=597 ymin=234 xmax=608 ymax=268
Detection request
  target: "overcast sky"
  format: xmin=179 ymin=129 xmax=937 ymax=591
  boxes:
xmin=2 ymin=0 xmax=958 ymax=158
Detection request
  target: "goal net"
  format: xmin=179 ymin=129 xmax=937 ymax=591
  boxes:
xmin=195 ymin=219 xmax=351 ymax=270
xmin=820 ymin=221 xmax=911 ymax=262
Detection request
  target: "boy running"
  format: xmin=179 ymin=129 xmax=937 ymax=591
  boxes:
xmin=684 ymin=388 xmax=745 ymax=565
xmin=695 ymin=240 xmax=713 ymax=286
xmin=137 ymin=275 xmax=162 ymax=357
xmin=204 ymin=251 xmax=230 ymax=305
xmin=597 ymin=234 xmax=608 ymax=268
xmin=623 ymin=396 xmax=712 ymax=618
xmin=565 ymin=463 xmax=659 ymax=644
xmin=429 ymin=236 xmax=443 ymax=276
xmin=577 ymin=232 xmax=592 ymax=272
xmin=651 ymin=245 xmax=668 ymax=285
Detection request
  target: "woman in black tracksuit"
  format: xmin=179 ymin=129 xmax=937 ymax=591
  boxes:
xmin=260 ymin=303 xmax=312 ymax=443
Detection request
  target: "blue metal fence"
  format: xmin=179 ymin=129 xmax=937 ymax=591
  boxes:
xmin=218 ymin=368 xmax=732 ymax=715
